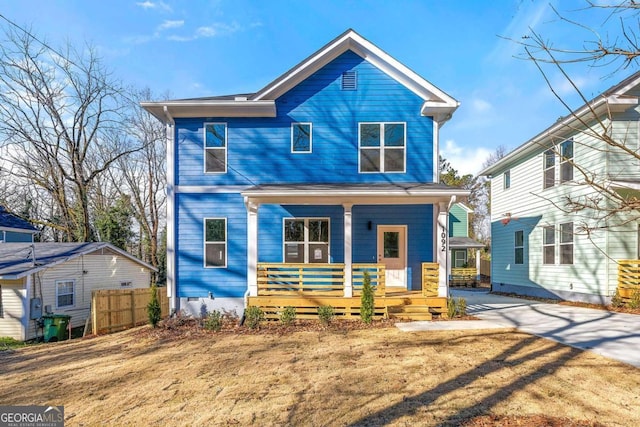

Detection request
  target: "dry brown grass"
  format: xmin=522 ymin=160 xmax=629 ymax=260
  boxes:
xmin=1 ymin=321 xmax=639 ymax=426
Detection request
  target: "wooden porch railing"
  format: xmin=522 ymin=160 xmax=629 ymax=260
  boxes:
xmin=421 ymin=262 xmax=439 ymax=297
xmin=352 ymin=263 xmax=386 ymax=296
xmin=257 ymin=263 xmax=345 ymax=296
xmin=618 ymin=259 xmax=640 ymax=301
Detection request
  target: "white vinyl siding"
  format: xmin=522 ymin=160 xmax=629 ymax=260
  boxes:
xmin=0 ymin=280 xmax=26 ymax=340
xmin=204 ymin=123 xmax=227 ymax=173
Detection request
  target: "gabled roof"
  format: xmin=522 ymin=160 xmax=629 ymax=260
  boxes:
xmin=141 ymin=29 xmax=459 ymax=125
xmin=0 ymin=242 xmax=157 ymax=280
xmin=480 ymin=71 xmax=640 ymax=177
xmin=0 ymin=206 xmax=37 ymax=233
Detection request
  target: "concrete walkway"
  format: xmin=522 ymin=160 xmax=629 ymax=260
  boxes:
xmin=396 ymin=289 xmax=640 ymax=368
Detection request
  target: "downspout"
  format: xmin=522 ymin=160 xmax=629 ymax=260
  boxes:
xmin=163 ymin=105 xmax=178 ymax=315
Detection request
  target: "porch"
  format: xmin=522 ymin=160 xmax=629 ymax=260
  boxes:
xmin=247 ymin=262 xmax=447 ymax=321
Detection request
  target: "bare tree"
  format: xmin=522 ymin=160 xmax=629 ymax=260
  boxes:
xmin=513 ymin=1 xmax=640 ymax=234
xmin=0 ymin=25 xmax=144 ymax=241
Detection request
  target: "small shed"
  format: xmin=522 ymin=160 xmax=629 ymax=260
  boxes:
xmin=0 ymin=242 xmax=156 ymax=341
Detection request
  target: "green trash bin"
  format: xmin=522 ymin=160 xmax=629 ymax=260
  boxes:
xmin=42 ymin=314 xmax=72 ymax=342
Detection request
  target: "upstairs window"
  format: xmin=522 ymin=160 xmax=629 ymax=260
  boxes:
xmin=514 ymin=230 xmax=524 ymax=264
xmin=560 ymin=139 xmax=574 ymax=183
xmin=284 ymin=218 xmax=329 ymax=263
xmin=559 ymin=222 xmax=574 ymax=264
xmin=204 ymin=218 xmax=227 ymax=268
xmin=543 ymin=149 xmax=555 ymax=189
xmin=543 ymin=226 xmax=555 ymax=265
xmin=504 ymin=170 xmax=511 ymax=189
xmin=359 ymin=123 xmax=406 ymax=173
xmin=291 ymin=123 xmax=312 ymax=153
xmin=204 ymin=123 xmax=227 ymax=173
xmin=56 ymin=280 xmax=75 ymax=308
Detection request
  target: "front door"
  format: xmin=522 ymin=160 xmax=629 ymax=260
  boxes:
xmin=377 ymin=225 xmax=407 ymax=288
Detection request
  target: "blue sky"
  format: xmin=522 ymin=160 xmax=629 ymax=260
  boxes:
xmin=1 ymin=0 xmax=633 ymax=174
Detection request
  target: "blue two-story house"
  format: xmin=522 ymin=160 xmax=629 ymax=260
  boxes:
xmin=142 ymin=29 xmax=466 ymax=317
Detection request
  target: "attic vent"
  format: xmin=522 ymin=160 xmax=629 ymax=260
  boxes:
xmin=341 ymin=71 xmax=357 ymax=90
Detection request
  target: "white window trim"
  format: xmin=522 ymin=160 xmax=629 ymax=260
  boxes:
xmin=282 ymin=217 xmax=331 ymax=263
xmin=203 ymin=122 xmax=228 ymax=174
xmin=291 ymin=122 xmax=313 ymax=153
xmin=55 ymin=280 xmax=75 ymax=309
xmin=453 ymin=250 xmax=467 ymax=268
xmin=503 ymin=170 xmax=511 ymax=190
xmin=543 ymin=149 xmax=555 ymax=190
xmin=204 ymin=217 xmax=227 ymax=268
xmin=559 ymin=139 xmax=574 ymax=184
xmin=542 ymin=225 xmax=555 ymax=265
xmin=559 ymin=221 xmax=574 ymax=265
xmin=358 ymin=122 xmax=407 ymax=174
xmin=514 ymin=230 xmax=524 ymax=265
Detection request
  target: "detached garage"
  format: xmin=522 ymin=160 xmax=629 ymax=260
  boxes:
xmin=0 ymin=242 xmax=156 ymax=341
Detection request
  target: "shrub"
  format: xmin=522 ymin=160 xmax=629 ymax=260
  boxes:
xmin=610 ymin=289 xmax=625 ymax=308
xmin=280 ymin=306 xmax=296 ymax=325
xmin=446 ymin=297 xmax=467 ymax=318
xmin=204 ymin=310 xmax=223 ymax=332
xmin=446 ymin=297 xmax=456 ymax=319
xmin=245 ymin=306 xmax=264 ymax=329
xmin=147 ymin=284 xmax=162 ymax=328
xmin=629 ymin=288 xmax=640 ymax=309
xmin=318 ymin=305 xmax=335 ymax=326
xmin=456 ymin=297 xmax=467 ymax=317
xmin=360 ymin=271 xmax=375 ymax=324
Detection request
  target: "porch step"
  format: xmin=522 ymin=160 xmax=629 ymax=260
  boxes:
xmin=387 ymin=305 xmax=433 ymax=321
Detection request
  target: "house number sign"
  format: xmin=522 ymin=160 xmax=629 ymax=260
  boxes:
xmin=440 ymin=232 xmax=446 ymax=252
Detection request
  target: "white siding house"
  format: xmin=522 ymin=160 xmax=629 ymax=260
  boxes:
xmin=481 ymin=72 xmax=640 ymax=304
xmin=0 ymin=243 xmax=156 ymax=341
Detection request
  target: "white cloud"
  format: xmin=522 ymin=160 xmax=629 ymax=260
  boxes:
xmin=168 ymin=21 xmax=241 ymax=42
xmin=441 ymin=139 xmax=493 ymax=176
xmin=136 ymin=1 xmax=172 ymax=12
xmin=471 ymin=98 xmax=492 ymax=114
xmin=157 ymin=20 xmax=184 ymax=32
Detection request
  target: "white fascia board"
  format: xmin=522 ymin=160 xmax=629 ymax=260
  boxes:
xmin=0 ymin=226 xmax=37 ymax=234
xmin=480 ymin=94 xmax=639 ymax=177
xmin=140 ymin=100 xmax=276 ymax=122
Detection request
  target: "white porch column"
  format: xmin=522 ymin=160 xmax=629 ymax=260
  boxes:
xmin=343 ymin=203 xmax=353 ymax=298
xmin=245 ymin=199 xmax=259 ymax=297
xmin=475 ymin=249 xmax=481 ymax=281
xmin=436 ymin=201 xmax=449 ymax=297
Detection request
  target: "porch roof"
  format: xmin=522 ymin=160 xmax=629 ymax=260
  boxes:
xmin=241 ymin=183 xmax=469 ymax=205
xmin=449 ymin=237 xmax=485 ymax=249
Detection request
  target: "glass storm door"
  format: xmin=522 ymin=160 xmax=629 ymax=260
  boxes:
xmin=377 ymin=225 xmax=407 ymax=288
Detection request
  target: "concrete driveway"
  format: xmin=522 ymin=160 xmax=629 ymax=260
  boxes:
xmin=397 ymin=289 xmax=640 ymax=368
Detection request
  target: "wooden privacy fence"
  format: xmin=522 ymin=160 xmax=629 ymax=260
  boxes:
xmin=479 ymin=259 xmax=491 ymax=278
xmin=421 ymin=262 xmax=439 ymax=297
xmin=92 ymin=287 xmax=169 ymax=335
xmin=618 ymin=259 xmax=640 ymax=302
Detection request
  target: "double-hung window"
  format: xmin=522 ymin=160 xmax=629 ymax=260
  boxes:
xmin=56 ymin=280 xmax=75 ymax=308
xmin=204 ymin=123 xmax=227 ymax=173
xmin=284 ymin=218 xmax=329 ymax=263
xmin=542 ymin=226 xmax=555 ymax=265
xmin=359 ymin=123 xmax=406 ymax=173
xmin=543 ymin=149 xmax=555 ymax=189
xmin=514 ymin=230 xmax=524 ymax=264
xmin=504 ymin=170 xmax=511 ymax=189
xmin=204 ymin=218 xmax=227 ymax=267
xmin=559 ymin=222 xmax=574 ymax=264
xmin=291 ymin=123 xmax=312 ymax=153
xmin=560 ymin=139 xmax=574 ymax=183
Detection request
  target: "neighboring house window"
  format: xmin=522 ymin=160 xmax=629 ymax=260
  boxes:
xmin=204 ymin=123 xmax=227 ymax=173
xmin=204 ymin=218 xmax=227 ymax=268
xmin=284 ymin=218 xmax=329 ymax=263
xmin=543 ymin=149 xmax=555 ymax=189
xmin=291 ymin=123 xmax=312 ymax=153
xmin=504 ymin=170 xmax=511 ymax=189
xmin=560 ymin=139 xmax=574 ymax=183
xmin=56 ymin=280 xmax=75 ymax=308
xmin=342 ymin=71 xmax=357 ymax=90
xmin=514 ymin=230 xmax=524 ymax=265
xmin=559 ymin=222 xmax=574 ymax=264
xmin=453 ymin=250 xmax=467 ymax=268
xmin=120 ymin=281 xmax=132 ymax=287
xmin=543 ymin=226 xmax=555 ymax=265
xmin=359 ymin=122 xmax=406 ymax=173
